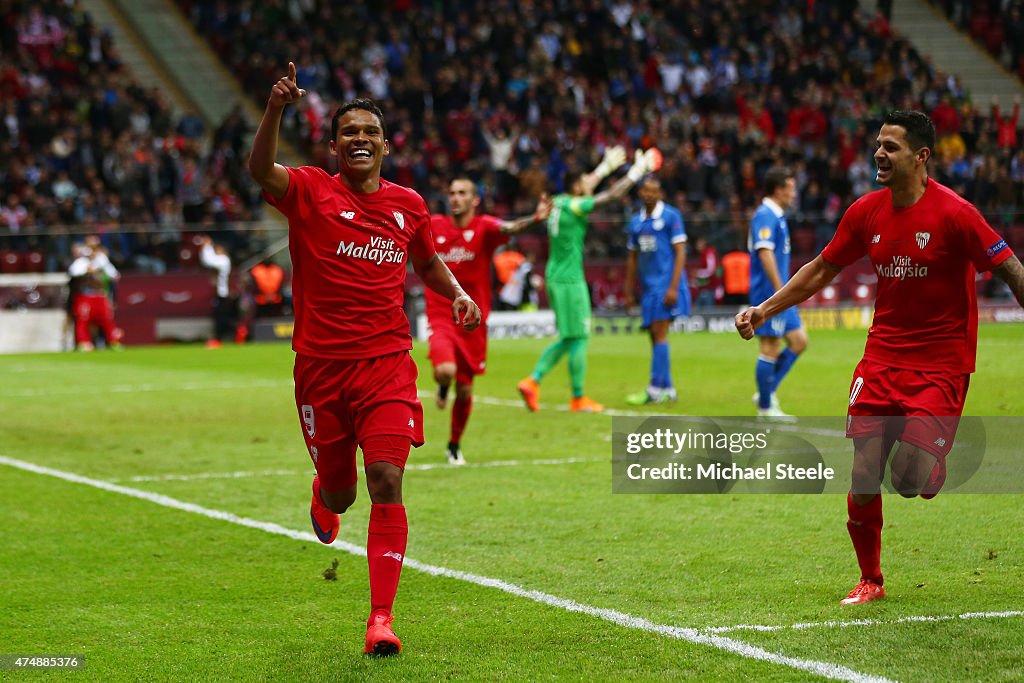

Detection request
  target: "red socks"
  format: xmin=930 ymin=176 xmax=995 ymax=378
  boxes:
xmin=847 ymin=492 xmax=883 ymax=585
xmin=367 ymin=503 xmax=407 ymax=619
xmin=450 ymin=395 xmax=472 ymax=444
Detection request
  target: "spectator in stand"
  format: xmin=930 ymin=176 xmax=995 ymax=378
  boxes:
xmin=991 ymin=95 xmax=1020 ymax=152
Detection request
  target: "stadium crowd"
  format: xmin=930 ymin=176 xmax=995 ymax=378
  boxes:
xmin=927 ymin=0 xmax=1024 ymax=80
xmin=0 ymin=0 xmax=260 ymax=276
xmin=3 ymin=0 xmax=1024 ymax=309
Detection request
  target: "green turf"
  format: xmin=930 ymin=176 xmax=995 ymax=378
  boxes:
xmin=1 ymin=325 xmax=1022 ymax=681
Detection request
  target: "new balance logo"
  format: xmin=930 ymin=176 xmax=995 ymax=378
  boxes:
xmin=934 ymin=437 xmax=947 ymax=448
xmin=383 ymin=551 xmax=404 ymax=562
xmin=872 ymin=234 xmax=881 ymax=244
xmin=407 ymin=418 xmax=415 ymax=428
xmin=339 ymin=211 xmax=356 ymax=220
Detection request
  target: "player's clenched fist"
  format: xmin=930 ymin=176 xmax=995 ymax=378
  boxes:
xmin=453 ymin=294 xmax=482 ymax=332
xmin=734 ymin=306 xmax=764 ymax=340
xmin=269 ymin=61 xmax=307 ymax=109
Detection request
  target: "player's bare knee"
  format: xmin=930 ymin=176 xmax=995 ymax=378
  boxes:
xmin=434 ymin=364 xmax=455 ymax=385
xmin=322 ymin=484 xmax=357 ymax=514
xmin=365 ymin=462 xmax=403 ymax=503
xmin=891 ymin=471 xmax=922 ymax=498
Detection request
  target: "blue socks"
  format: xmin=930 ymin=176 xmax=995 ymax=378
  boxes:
xmin=774 ymin=348 xmax=798 ymax=387
xmin=651 ymin=342 xmax=671 ymax=389
xmin=756 ymin=349 xmax=800 ymax=408
xmin=756 ymin=356 xmax=777 ymax=409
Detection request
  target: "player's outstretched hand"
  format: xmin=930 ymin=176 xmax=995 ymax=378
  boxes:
xmin=627 ymin=148 xmax=650 ymax=183
xmin=453 ymin=294 xmax=482 ymax=332
xmin=734 ymin=306 xmax=764 ymax=340
xmin=594 ymin=145 xmax=627 ymax=180
xmin=269 ymin=61 xmax=307 ymax=110
xmin=643 ymin=147 xmax=664 ymax=173
xmin=534 ymin=193 xmax=553 ymax=222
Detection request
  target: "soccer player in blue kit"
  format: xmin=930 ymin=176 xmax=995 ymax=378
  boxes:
xmin=623 ymin=176 xmax=690 ymax=405
xmin=748 ymin=167 xmax=806 ymax=419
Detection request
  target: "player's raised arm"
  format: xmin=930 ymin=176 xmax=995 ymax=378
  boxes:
xmin=248 ymin=61 xmax=307 ymax=199
xmin=499 ymin=193 xmax=552 ymax=234
xmin=735 ymin=255 xmax=841 ymax=339
xmin=993 ymin=255 xmax=1024 ymax=308
xmin=411 ymin=253 xmax=482 ymax=331
xmin=592 ymin=148 xmax=661 ymax=209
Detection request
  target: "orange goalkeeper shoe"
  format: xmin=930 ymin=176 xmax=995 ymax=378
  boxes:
xmin=840 ymin=579 xmax=886 ymax=605
xmin=310 ymin=475 xmax=339 ymax=544
xmin=517 ymin=377 xmax=540 ymax=412
xmin=364 ymin=613 xmax=402 ymax=656
xmin=569 ymin=396 xmax=605 ymax=413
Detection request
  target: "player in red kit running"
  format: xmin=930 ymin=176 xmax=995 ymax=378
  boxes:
xmin=735 ymin=110 xmax=1024 ymax=605
xmin=427 ymin=177 xmax=552 ymax=465
xmin=248 ymin=63 xmax=481 ymax=656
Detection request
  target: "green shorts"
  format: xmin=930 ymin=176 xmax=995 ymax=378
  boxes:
xmin=547 ymin=280 xmax=591 ymax=338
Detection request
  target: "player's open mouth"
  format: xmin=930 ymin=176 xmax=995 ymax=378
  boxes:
xmin=350 ymin=149 xmax=372 ymax=160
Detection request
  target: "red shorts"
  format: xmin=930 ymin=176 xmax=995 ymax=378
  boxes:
xmin=426 ymin=314 xmax=487 ymax=385
xmin=846 ymin=357 xmax=970 ymax=460
xmin=293 ymin=351 xmax=424 ymax=491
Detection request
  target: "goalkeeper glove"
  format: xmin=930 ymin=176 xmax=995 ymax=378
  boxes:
xmin=593 ymin=145 xmax=626 ymax=180
xmin=626 ymin=149 xmax=649 ymax=183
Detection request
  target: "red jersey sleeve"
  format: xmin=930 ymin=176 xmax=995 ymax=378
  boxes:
xmin=407 ymin=197 xmax=436 ymax=263
xmin=954 ymin=203 xmax=1014 ymax=272
xmin=481 ymin=214 xmax=509 ymax=255
xmin=821 ymin=196 xmax=869 ymax=268
xmin=262 ymin=166 xmax=321 ymax=218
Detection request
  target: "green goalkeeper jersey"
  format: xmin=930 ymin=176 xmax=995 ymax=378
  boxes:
xmin=545 ymin=194 xmax=596 ymax=283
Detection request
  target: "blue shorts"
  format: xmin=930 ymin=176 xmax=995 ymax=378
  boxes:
xmin=640 ymin=286 xmax=690 ymax=328
xmin=754 ymin=307 xmax=802 ymax=337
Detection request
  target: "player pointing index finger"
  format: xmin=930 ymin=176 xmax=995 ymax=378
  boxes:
xmin=247 ymin=72 xmax=481 ymax=655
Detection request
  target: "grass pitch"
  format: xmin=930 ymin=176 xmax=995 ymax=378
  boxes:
xmin=1 ymin=325 xmax=1022 ymax=681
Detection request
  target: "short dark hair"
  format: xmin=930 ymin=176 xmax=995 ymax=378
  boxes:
xmin=449 ymin=176 xmax=478 ymax=195
xmin=331 ymin=98 xmax=387 ymax=141
xmin=763 ymin=166 xmax=793 ymax=196
xmin=883 ymin=110 xmax=935 ymax=152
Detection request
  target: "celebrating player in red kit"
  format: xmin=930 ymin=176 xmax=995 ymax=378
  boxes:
xmin=735 ymin=111 xmax=1024 ymax=605
xmin=248 ymin=62 xmax=481 ymax=656
xmin=427 ymin=177 xmax=551 ymax=465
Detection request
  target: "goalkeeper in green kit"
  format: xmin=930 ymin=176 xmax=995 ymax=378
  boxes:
xmin=518 ymin=146 xmax=663 ymax=412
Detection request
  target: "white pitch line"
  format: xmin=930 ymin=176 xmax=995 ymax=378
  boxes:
xmin=704 ymin=611 xmax=1024 ymax=635
xmin=4 ymin=379 xmax=293 ymax=398
xmin=1 ymin=454 xmax=890 ymax=683
xmin=115 ymin=457 xmax=600 ymax=483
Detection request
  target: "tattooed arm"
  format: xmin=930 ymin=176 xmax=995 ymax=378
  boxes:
xmin=993 ymin=255 xmax=1024 ymax=308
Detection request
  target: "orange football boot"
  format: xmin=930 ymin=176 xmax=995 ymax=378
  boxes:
xmin=840 ymin=579 xmax=886 ymax=605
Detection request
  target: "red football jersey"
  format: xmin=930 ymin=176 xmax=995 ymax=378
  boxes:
xmin=424 ymin=213 xmax=507 ymax=321
xmin=264 ymin=166 xmax=435 ymax=359
xmin=822 ymin=180 xmax=1013 ymax=373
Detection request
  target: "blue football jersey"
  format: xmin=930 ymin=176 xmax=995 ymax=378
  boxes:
xmin=748 ymin=199 xmax=791 ymax=305
xmin=627 ymin=201 xmax=688 ymax=293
